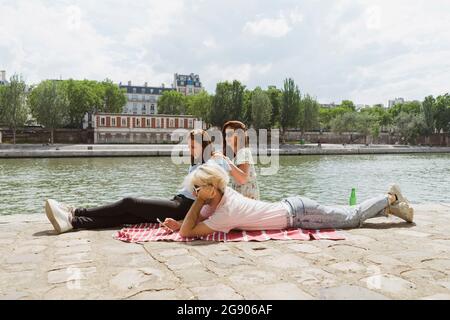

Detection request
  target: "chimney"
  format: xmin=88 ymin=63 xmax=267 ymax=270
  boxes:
xmin=144 ymin=82 xmax=148 ymax=87
xmin=128 ymin=81 xmax=131 ymax=86
xmin=1 ymin=70 xmax=6 ymax=82
xmin=161 ymin=83 xmax=165 ymax=88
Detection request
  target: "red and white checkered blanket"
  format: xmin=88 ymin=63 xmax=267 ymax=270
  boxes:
xmin=113 ymin=223 xmax=346 ymax=243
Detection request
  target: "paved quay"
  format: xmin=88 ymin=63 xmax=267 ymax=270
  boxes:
xmin=1 ymin=203 xmax=450 ymax=300
xmin=0 ymin=143 xmax=450 ymax=158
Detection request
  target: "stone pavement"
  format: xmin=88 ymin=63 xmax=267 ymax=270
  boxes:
xmin=1 ymin=203 xmax=449 ymax=300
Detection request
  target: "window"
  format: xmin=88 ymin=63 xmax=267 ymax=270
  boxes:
xmin=146 ymin=119 xmax=151 ymax=127
xmin=142 ymin=104 xmax=147 ymax=113
xmin=141 ymin=88 xmax=145 ymax=94
xmin=100 ymin=117 xmax=106 ymax=126
xmin=121 ymin=118 xmax=127 ymax=127
xmin=133 ymin=88 xmax=137 ymax=94
xmin=169 ymin=118 xmax=175 ymax=128
xmin=133 ymin=95 xmax=137 ymax=101
xmin=111 ymin=117 xmax=116 ymax=127
xmin=189 ymin=119 xmax=193 ymax=128
xmin=136 ymin=118 xmax=141 ymax=127
xmin=156 ymin=118 xmax=161 ymax=128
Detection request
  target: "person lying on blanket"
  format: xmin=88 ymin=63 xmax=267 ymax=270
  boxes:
xmin=160 ymin=164 xmax=414 ymax=238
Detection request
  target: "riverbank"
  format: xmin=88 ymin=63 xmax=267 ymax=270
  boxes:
xmin=1 ymin=203 xmax=449 ymax=300
xmin=1 ymin=143 xmax=450 ymax=158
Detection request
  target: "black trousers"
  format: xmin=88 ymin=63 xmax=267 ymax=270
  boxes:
xmin=71 ymin=195 xmax=194 ymax=230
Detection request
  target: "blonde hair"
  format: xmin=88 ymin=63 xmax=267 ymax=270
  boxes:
xmin=184 ymin=163 xmax=230 ymax=194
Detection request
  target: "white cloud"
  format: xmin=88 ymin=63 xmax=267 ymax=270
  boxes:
xmin=365 ymin=6 xmax=381 ymax=30
xmin=65 ymin=5 xmax=82 ymax=31
xmin=0 ymin=0 xmax=449 ymax=106
xmin=204 ymin=63 xmax=272 ymax=84
xmin=202 ymin=38 xmax=217 ymax=49
xmin=242 ymin=7 xmax=303 ymax=38
xmin=243 ymin=17 xmax=291 ymax=38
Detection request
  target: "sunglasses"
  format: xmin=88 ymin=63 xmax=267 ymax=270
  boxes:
xmin=193 ymin=185 xmax=209 ymax=194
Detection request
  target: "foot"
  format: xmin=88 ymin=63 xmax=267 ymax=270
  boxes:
xmin=388 ymin=183 xmax=409 ymax=204
xmin=45 ymin=199 xmax=74 ymax=234
xmin=389 ymin=201 xmax=414 ymax=223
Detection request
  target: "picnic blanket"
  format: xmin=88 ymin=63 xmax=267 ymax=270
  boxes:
xmin=113 ymin=223 xmax=346 ymax=243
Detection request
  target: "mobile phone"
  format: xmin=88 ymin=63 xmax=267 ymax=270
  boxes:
xmin=157 ymin=218 xmax=173 ymax=231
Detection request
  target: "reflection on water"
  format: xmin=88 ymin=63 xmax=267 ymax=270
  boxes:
xmin=0 ymin=154 xmax=449 ymax=215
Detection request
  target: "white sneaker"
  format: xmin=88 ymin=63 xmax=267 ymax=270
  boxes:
xmin=388 ymin=184 xmax=409 ymax=204
xmin=389 ymin=202 xmax=414 ymax=223
xmin=45 ymin=199 xmax=74 ymax=234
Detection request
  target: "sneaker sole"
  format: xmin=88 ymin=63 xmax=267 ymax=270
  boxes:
xmin=389 ymin=184 xmax=409 ymax=204
xmin=45 ymin=200 xmax=62 ymax=234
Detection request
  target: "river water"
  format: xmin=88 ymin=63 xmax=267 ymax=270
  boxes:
xmin=0 ymin=154 xmax=449 ymax=216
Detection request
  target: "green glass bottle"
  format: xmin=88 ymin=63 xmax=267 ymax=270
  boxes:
xmin=349 ymin=188 xmax=357 ymax=206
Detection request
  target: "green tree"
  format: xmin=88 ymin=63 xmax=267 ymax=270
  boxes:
xmin=388 ymin=101 xmax=421 ymax=118
xmin=186 ymin=90 xmax=212 ymax=123
xmin=393 ymin=111 xmax=426 ymax=145
xmin=157 ymin=90 xmax=186 ymax=115
xmin=210 ymin=82 xmax=231 ymax=127
xmin=340 ymin=100 xmax=356 ymax=111
xmin=422 ymin=95 xmax=436 ymax=138
xmin=360 ymin=105 xmax=392 ymax=132
xmin=242 ymin=89 xmax=253 ymax=125
xmin=251 ymin=87 xmax=272 ymax=130
xmin=435 ymin=94 xmax=450 ymax=134
xmin=64 ymin=80 xmax=102 ymax=129
xmin=266 ymin=86 xmax=282 ymax=128
xmin=230 ymin=80 xmax=245 ymax=121
xmin=0 ymin=85 xmax=6 ymax=122
xmin=29 ymin=80 xmax=69 ymax=144
xmin=210 ymin=81 xmax=245 ymax=127
xmin=100 ymin=79 xmax=127 ymax=114
xmin=1 ymin=74 xmax=29 ymax=144
xmin=330 ymin=112 xmax=357 ymax=136
xmin=354 ymin=112 xmax=378 ymax=145
xmin=280 ymin=78 xmax=301 ymax=142
xmin=299 ymin=94 xmax=320 ymax=133
xmin=319 ymin=105 xmax=354 ymax=131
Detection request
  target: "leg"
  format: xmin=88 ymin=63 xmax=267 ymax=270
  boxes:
xmin=293 ymin=195 xmax=389 ymax=230
xmin=72 ymin=196 xmax=194 ymax=230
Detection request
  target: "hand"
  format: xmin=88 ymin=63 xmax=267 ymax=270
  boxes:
xmin=197 ymin=186 xmax=216 ymax=202
xmin=211 ymin=151 xmax=225 ymax=159
xmin=161 ymin=218 xmax=181 ymax=233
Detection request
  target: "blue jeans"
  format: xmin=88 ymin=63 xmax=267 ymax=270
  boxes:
xmin=281 ymin=195 xmax=389 ymax=229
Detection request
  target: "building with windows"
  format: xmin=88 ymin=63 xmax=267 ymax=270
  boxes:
xmin=320 ymin=102 xmax=338 ymax=109
xmin=173 ymin=73 xmax=203 ymax=96
xmin=119 ymin=81 xmax=175 ymax=115
xmin=388 ymin=97 xmax=405 ymax=108
xmin=0 ymin=70 xmax=8 ymax=86
xmin=84 ymin=112 xmax=199 ymax=144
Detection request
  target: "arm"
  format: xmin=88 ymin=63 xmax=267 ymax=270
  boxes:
xmin=179 ymin=198 xmax=215 ymax=238
xmin=227 ymin=162 xmax=250 ymax=185
xmin=162 ymin=215 xmax=207 ymax=232
xmin=214 ymin=151 xmax=250 ymax=185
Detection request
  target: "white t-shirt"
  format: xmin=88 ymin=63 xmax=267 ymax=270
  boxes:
xmin=201 ymin=187 xmax=289 ymax=233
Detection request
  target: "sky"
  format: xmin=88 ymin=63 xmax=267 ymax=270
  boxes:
xmin=1 ymin=0 xmax=449 ymax=106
